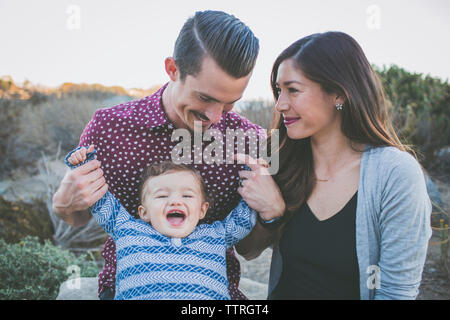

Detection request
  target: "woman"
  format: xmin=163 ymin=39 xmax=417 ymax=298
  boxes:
xmin=235 ymin=31 xmax=432 ymax=300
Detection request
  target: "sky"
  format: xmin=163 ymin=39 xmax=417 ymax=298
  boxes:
xmin=0 ymin=0 xmax=449 ymax=100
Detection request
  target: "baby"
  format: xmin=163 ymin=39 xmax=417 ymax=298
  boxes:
xmin=65 ymin=145 xmax=256 ymax=300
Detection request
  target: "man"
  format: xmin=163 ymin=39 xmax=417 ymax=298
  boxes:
xmin=52 ymin=10 xmax=283 ymax=300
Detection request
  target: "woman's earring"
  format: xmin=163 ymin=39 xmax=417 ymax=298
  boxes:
xmin=335 ymin=103 xmax=343 ymax=110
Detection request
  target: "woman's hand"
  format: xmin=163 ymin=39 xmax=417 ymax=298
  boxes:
xmin=235 ymin=154 xmax=285 ymax=221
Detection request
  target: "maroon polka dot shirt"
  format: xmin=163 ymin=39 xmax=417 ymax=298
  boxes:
xmin=78 ymin=83 xmax=266 ymax=299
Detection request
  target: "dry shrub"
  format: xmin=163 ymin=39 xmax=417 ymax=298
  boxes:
xmin=12 ymin=96 xmax=101 ymax=176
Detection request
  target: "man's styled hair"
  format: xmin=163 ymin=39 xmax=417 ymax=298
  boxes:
xmin=174 ymin=10 xmax=259 ymax=80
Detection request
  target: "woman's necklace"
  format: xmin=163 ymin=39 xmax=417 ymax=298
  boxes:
xmin=315 ymin=169 xmax=335 ymax=182
xmin=314 ymin=145 xmax=364 ymax=183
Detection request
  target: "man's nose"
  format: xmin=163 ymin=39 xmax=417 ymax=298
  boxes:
xmin=205 ymin=106 xmax=224 ymax=124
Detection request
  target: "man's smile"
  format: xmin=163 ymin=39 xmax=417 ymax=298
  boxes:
xmin=191 ymin=110 xmax=212 ymax=127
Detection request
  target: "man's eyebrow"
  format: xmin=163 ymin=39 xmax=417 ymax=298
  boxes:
xmin=196 ymin=91 xmax=242 ymax=104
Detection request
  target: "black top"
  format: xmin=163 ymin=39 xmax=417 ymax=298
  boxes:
xmin=272 ymin=192 xmax=360 ymax=300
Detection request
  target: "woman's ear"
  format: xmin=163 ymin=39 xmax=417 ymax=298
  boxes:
xmin=199 ymin=202 xmax=210 ymax=220
xmin=164 ymin=57 xmax=179 ymax=82
xmin=334 ymin=95 xmax=345 ymax=107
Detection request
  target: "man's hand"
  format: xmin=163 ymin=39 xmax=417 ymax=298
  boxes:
xmin=52 ymin=147 xmax=108 ymax=227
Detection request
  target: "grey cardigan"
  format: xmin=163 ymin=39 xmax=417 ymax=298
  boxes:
xmin=268 ymin=145 xmax=432 ymax=300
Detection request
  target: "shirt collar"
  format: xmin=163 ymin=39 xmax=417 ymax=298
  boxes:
xmin=145 ymin=82 xmax=174 ymax=130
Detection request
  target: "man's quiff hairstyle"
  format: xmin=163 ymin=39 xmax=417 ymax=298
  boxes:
xmin=174 ymin=10 xmax=259 ymax=80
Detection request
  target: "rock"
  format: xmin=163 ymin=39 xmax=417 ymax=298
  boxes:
xmin=425 ymin=174 xmax=448 ymax=225
xmin=239 ymin=277 xmax=268 ymax=300
xmin=0 ymin=181 xmax=10 ymax=195
xmin=236 ymin=248 xmax=272 ymax=285
xmin=55 ymin=276 xmax=269 ymax=300
xmin=0 ymin=159 xmax=66 ymax=204
xmin=426 ymin=175 xmax=444 ymax=209
xmin=436 ymin=147 xmax=450 ymax=173
xmin=56 ymin=277 xmax=99 ymax=300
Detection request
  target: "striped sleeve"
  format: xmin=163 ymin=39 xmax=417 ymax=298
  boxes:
xmin=220 ymin=199 xmax=257 ymax=248
xmin=64 ymin=146 xmax=131 ymax=237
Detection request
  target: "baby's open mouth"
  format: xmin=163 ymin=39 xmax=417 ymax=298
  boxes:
xmin=166 ymin=209 xmax=186 ymax=226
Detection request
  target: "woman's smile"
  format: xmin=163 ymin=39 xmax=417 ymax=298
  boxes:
xmin=283 ymin=116 xmax=301 ymax=126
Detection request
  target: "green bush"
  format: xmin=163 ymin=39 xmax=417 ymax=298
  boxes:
xmin=0 ymin=236 xmax=101 ymax=300
xmin=375 ymin=65 xmax=449 ymax=171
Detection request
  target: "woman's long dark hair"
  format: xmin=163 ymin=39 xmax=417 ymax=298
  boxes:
xmin=267 ymin=31 xmax=413 ymax=216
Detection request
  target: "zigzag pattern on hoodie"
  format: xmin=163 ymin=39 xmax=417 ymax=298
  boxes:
xmin=65 ymin=146 xmax=256 ymax=300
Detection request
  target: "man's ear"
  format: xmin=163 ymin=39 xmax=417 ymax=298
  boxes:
xmin=199 ymin=202 xmax=210 ymax=220
xmin=165 ymin=57 xmax=179 ymax=82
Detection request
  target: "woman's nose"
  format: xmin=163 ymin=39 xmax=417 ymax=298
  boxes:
xmin=275 ymin=92 xmax=289 ymax=113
